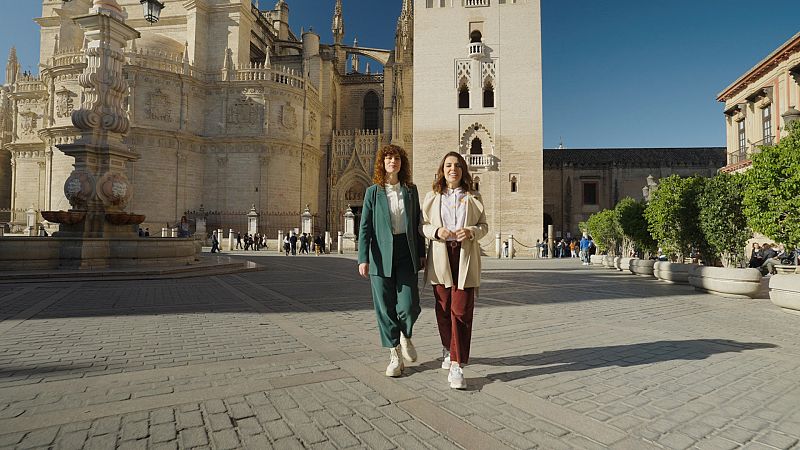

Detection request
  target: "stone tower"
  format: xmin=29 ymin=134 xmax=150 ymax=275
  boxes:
xmin=412 ymin=0 xmax=543 ymax=253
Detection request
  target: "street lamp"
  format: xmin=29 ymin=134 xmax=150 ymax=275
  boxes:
xmin=140 ymin=0 xmax=165 ymax=23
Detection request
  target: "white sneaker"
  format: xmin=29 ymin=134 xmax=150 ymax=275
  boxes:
xmin=385 ymin=346 xmax=404 ymax=377
xmin=441 ymin=347 xmax=451 ymax=369
xmin=399 ymin=334 xmax=417 ymax=363
xmin=448 ymin=363 xmax=466 ymax=389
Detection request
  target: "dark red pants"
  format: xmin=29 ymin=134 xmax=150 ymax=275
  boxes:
xmin=433 ymin=241 xmax=475 ymax=365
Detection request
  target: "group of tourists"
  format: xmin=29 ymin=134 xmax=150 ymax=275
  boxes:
xmin=358 ymin=145 xmax=487 ymax=390
xmin=235 ymin=232 xmax=267 ymax=251
xmin=282 ymin=232 xmax=326 ymax=256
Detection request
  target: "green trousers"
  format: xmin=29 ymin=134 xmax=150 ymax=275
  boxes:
xmin=370 ymin=234 xmax=421 ymax=348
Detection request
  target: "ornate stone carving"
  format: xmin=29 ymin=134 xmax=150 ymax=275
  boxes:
xmin=19 ymin=111 xmax=38 ymax=135
xmin=96 ymin=171 xmax=132 ymax=209
xmin=64 ymin=170 xmax=95 ymax=210
xmin=56 ymin=88 xmax=77 ymax=118
xmin=145 ymin=88 xmax=172 ymax=122
xmin=281 ymin=104 xmax=297 ymax=130
xmin=227 ymin=94 xmax=260 ymax=127
xmin=308 ymin=111 xmax=317 ymax=134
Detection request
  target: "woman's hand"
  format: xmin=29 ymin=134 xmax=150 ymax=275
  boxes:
xmin=358 ymin=263 xmax=369 ymax=278
xmin=437 ymin=228 xmax=454 ymax=241
xmin=455 ymin=228 xmax=473 ymax=242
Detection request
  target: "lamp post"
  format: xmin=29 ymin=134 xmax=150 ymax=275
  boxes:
xmin=60 ymin=0 xmax=166 ymax=24
xmin=140 ymin=0 xmax=166 ymax=23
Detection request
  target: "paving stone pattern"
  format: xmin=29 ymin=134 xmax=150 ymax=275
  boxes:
xmin=0 ymin=255 xmax=799 ymax=449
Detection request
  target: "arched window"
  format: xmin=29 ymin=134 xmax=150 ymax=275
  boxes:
xmin=510 ymin=175 xmax=518 ymax=193
xmin=483 ymin=83 xmax=494 ymax=108
xmin=473 ymin=176 xmax=481 ymax=191
xmin=470 ymin=137 xmax=482 ymax=155
xmin=458 ymin=85 xmax=469 ymax=109
xmin=470 ymin=30 xmax=482 ymax=43
xmin=363 ymin=91 xmax=380 ymax=130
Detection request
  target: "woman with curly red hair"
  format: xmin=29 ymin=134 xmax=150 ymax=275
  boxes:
xmin=358 ymin=144 xmax=426 ymax=377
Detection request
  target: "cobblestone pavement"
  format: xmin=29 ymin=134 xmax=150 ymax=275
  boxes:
xmin=1 ymin=254 xmax=799 ymax=449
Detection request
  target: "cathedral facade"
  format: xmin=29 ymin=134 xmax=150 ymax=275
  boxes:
xmin=1 ymin=0 xmax=540 ymax=254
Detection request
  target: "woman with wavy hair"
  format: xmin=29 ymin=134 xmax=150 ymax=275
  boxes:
xmin=358 ymin=144 xmax=426 ymax=377
xmin=420 ymin=151 xmax=488 ymax=389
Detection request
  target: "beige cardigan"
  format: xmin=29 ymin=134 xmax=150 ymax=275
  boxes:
xmin=420 ymin=190 xmax=489 ymax=289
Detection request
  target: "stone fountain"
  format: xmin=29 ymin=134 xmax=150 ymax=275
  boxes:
xmin=0 ymin=0 xmax=199 ymax=271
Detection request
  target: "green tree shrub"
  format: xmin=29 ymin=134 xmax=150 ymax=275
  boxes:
xmin=587 ymin=209 xmax=620 ymax=255
xmin=644 ymin=174 xmax=708 ymax=261
xmin=615 ymin=197 xmax=657 ymax=258
xmin=743 ymin=122 xmax=800 ymax=249
xmin=697 ymin=173 xmax=749 ymax=267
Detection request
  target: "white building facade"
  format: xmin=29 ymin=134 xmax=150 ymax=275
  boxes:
xmin=413 ymin=0 xmax=543 ymax=250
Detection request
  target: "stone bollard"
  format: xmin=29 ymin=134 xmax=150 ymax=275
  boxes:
xmin=547 ymin=224 xmax=555 ymax=259
xmin=277 ymin=230 xmax=284 ymax=253
xmin=171 ymin=228 xmax=178 ymax=238
xmin=325 ymin=231 xmax=331 ymax=254
xmin=228 ymin=229 xmax=235 ymax=251
xmin=338 ymin=231 xmax=343 ymax=254
xmin=161 ymin=227 xmax=169 ymax=237
xmin=217 ymin=229 xmax=223 ymax=246
xmin=495 ymin=233 xmax=501 ymax=259
xmin=508 ymin=234 xmax=515 ymax=259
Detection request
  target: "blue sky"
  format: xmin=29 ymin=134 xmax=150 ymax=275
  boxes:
xmin=1 ymin=0 xmax=797 ymax=148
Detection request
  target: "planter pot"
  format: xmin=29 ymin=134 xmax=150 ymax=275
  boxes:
xmin=604 ymin=256 xmax=616 ymax=269
xmin=654 ymin=261 xmax=692 ymax=284
xmin=620 ymin=257 xmax=635 ymax=272
xmin=590 ymin=254 xmax=604 ymax=266
xmin=769 ymin=274 xmax=800 ymax=315
xmin=688 ymin=266 xmax=765 ymax=298
xmin=630 ymin=259 xmax=656 ymax=277
xmin=773 ymin=265 xmax=798 ymax=275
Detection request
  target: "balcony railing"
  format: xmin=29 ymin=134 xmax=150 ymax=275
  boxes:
xmin=465 ymin=0 xmax=489 ymax=7
xmin=468 ymin=42 xmax=483 ymax=59
xmin=465 ymin=153 xmax=498 ymax=170
xmin=729 ymin=135 xmax=774 ymax=165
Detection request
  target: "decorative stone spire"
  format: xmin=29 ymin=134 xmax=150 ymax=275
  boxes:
xmin=5 ymin=47 xmax=19 ymax=85
xmin=332 ymin=0 xmax=344 ymax=46
xmin=351 ymin=38 xmax=359 ymax=73
xmin=397 ymin=0 xmax=413 ymax=52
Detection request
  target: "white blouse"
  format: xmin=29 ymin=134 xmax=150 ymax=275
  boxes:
xmin=385 ymin=183 xmax=407 ymax=235
xmin=440 ymin=187 xmax=466 ymax=240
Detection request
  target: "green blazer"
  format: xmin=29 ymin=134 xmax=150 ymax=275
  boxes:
xmin=358 ymin=183 xmax=425 ymax=276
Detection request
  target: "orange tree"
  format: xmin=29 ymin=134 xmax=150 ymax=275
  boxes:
xmin=743 ymin=122 xmax=800 ymax=250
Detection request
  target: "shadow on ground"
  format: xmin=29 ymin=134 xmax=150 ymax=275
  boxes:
xmin=466 ymin=339 xmax=777 ymax=386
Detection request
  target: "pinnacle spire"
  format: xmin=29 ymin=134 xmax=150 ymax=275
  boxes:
xmin=5 ymin=47 xmax=19 ymax=85
xmin=332 ymin=0 xmax=344 ymax=45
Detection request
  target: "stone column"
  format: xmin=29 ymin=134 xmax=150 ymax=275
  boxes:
xmin=325 ymin=231 xmax=331 ymax=254
xmin=342 ymin=205 xmax=357 ymax=252
xmin=301 ymin=205 xmax=312 ymax=234
xmin=508 ymin=234 xmax=515 ymax=259
xmin=228 ymin=228 xmax=235 ymax=251
xmin=338 ymin=231 xmax=343 ymax=254
xmin=495 ymin=233 xmax=501 ymax=259
xmin=247 ymin=204 xmax=259 ymax=235
xmin=547 ymin=224 xmax=555 ymax=259
xmin=277 ymin=230 xmax=284 ymax=252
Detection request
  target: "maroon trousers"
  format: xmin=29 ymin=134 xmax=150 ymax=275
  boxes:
xmin=433 ymin=241 xmax=475 ymax=365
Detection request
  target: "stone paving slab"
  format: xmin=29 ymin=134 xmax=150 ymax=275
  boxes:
xmin=0 ymin=254 xmax=799 ymax=449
